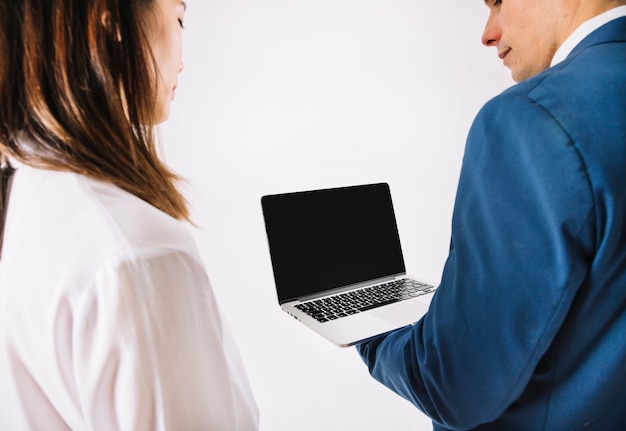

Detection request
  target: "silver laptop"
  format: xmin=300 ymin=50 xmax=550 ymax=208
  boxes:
xmin=261 ymin=183 xmax=436 ymax=347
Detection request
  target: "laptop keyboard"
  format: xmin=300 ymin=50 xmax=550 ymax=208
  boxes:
xmin=294 ymin=279 xmax=435 ymax=323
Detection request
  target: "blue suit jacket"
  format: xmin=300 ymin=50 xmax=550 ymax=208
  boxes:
xmin=358 ymin=17 xmax=626 ymax=431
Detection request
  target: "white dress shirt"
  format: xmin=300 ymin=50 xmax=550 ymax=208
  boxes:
xmin=0 ymin=162 xmax=259 ymax=430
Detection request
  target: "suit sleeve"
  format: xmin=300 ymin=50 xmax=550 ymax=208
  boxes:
xmin=72 ymin=249 xmax=259 ymax=430
xmin=357 ymin=94 xmax=596 ymax=429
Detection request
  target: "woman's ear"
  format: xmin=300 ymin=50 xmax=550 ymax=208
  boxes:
xmin=100 ymin=11 xmax=122 ymax=42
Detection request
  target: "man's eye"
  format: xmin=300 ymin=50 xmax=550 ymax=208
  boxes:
xmin=178 ymin=18 xmax=185 ymax=29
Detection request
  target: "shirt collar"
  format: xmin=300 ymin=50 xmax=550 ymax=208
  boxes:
xmin=551 ymin=5 xmax=626 ymax=67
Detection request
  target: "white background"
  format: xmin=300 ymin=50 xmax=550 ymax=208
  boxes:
xmin=160 ymin=1 xmax=512 ymax=430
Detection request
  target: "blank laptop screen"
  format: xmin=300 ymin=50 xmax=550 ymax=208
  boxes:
xmin=262 ymin=183 xmax=406 ymax=303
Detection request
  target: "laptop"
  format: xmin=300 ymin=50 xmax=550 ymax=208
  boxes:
xmin=261 ymin=183 xmax=436 ymax=347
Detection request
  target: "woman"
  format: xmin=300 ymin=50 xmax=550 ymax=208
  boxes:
xmin=0 ymin=0 xmax=259 ymax=429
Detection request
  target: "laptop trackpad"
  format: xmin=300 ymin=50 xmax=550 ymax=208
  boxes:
xmin=370 ymin=300 xmax=428 ymax=327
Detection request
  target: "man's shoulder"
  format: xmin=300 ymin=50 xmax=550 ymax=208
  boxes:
xmin=496 ymin=30 xmax=626 ymax=104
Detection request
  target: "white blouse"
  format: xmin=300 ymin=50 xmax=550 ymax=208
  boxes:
xmin=0 ymin=163 xmax=259 ymax=430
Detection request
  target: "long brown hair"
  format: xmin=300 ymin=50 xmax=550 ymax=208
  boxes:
xmin=0 ymin=0 xmax=189 ymax=227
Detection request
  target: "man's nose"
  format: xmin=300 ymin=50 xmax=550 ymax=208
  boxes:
xmin=482 ymin=11 xmax=501 ymax=47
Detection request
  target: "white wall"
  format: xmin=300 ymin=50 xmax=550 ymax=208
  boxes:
xmin=161 ymin=1 xmax=512 ymax=430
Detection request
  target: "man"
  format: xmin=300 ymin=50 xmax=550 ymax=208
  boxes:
xmin=357 ymin=1 xmax=626 ymax=430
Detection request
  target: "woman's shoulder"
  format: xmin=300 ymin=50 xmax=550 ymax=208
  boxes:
xmin=78 ymin=172 xmax=199 ymax=259
xmin=10 ymin=165 xmax=200 ymax=265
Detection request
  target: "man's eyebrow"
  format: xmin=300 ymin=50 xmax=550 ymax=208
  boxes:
xmin=180 ymin=1 xmax=187 ymax=10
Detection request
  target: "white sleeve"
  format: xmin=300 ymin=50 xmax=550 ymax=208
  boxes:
xmin=71 ymin=248 xmax=259 ymax=430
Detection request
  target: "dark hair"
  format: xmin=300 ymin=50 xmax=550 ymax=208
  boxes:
xmin=0 ymin=0 xmax=189 ymax=231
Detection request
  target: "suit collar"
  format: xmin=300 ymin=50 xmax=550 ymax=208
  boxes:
xmin=552 ymin=8 xmax=626 ymax=66
xmin=569 ymin=16 xmax=626 ymax=58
